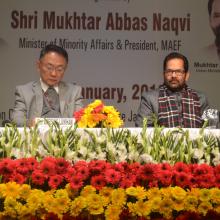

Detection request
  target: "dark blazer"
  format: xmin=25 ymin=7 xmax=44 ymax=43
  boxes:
xmin=12 ymin=81 xmax=83 ymax=126
xmin=135 ymin=88 xmax=210 ymax=127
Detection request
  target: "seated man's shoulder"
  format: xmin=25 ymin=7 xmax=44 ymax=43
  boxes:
xmin=142 ymin=88 xmax=159 ymax=99
xmin=16 ymin=81 xmax=37 ymax=90
xmin=191 ymin=88 xmax=207 ymax=99
xmin=62 ymin=82 xmax=81 ymax=90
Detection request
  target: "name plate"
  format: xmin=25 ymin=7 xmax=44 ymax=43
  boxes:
xmin=35 ymin=118 xmax=75 ymax=126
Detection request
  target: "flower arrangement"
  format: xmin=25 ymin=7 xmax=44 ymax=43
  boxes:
xmin=1 ymin=158 xmax=220 ymax=190
xmin=1 ymin=158 xmax=220 ymax=219
xmin=1 ymin=182 xmax=220 ymax=220
xmin=1 ymin=123 xmax=220 ymax=166
xmin=74 ymin=99 xmax=123 ymax=128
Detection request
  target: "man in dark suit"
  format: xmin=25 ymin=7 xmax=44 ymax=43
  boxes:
xmin=135 ymin=52 xmax=210 ymax=128
xmin=12 ymin=44 xmax=83 ymax=127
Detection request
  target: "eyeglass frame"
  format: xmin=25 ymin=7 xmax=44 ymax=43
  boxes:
xmin=164 ymin=69 xmax=186 ymax=77
xmin=40 ymin=61 xmax=66 ymax=74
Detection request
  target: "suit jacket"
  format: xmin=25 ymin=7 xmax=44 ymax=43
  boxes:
xmin=12 ymin=81 xmax=83 ymax=127
xmin=135 ymin=88 xmax=210 ymax=127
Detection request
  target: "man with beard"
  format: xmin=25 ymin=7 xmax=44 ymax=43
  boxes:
xmin=135 ymin=52 xmax=210 ymax=128
xmin=207 ymin=0 xmax=220 ymax=59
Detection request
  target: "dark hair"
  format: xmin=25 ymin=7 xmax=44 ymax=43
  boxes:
xmin=163 ymin=52 xmax=189 ymax=73
xmin=39 ymin=44 xmax=68 ymax=63
xmin=208 ymin=0 xmax=214 ymax=16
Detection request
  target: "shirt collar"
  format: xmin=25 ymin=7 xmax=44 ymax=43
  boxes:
xmin=40 ymin=78 xmax=59 ymax=93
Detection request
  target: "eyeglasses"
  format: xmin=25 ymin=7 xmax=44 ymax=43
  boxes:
xmin=41 ymin=62 xmax=66 ymax=74
xmin=164 ymin=69 xmax=186 ymax=76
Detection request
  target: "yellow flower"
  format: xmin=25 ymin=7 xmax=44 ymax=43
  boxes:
xmin=69 ymin=196 xmax=86 ymax=217
xmin=105 ymin=204 xmax=122 ymax=220
xmin=146 ymin=187 xmax=161 ymax=200
xmin=158 ymin=197 xmax=173 ymax=219
xmin=111 ymin=188 xmax=127 ymax=207
xmin=198 ymin=201 xmax=213 ymax=216
xmin=99 ymin=187 xmax=114 ymax=206
xmin=3 ymin=197 xmax=19 ymax=218
xmin=43 ymin=193 xmax=70 ymax=219
xmin=16 ymin=203 xmax=30 ymax=218
xmin=210 ymin=188 xmax=220 ymax=205
xmin=214 ymin=204 xmax=220 ymax=214
xmin=80 ymin=185 xmax=96 ymax=198
xmin=147 ymin=197 xmax=162 ymax=212
xmin=86 ymin=194 xmax=104 ymax=215
xmin=75 ymin=99 xmax=123 ymax=128
xmin=170 ymin=186 xmax=186 ymax=211
xmin=65 ymin=183 xmax=79 ymax=199
xmin=19 ymin=184 xmax=31 ymax=200
xmin=26 ymin=189 xmax=44 ymax=214
xmin=199 ymin=188 xmax=211 ymax=202
xmin=2 ymin=182 xmax=20 ymax=199
xmin=126 ymin=186 xmax=147 ymax=200
xmin=133 ymin=200 xmax=151 ymax=217
xmin=54 ymin=189 xmax=69 ymax=199
xmin=184 ymin=195 xmax=198 ymax=212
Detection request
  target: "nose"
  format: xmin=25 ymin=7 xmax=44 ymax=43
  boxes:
xmin=50 ymin=69 xmax=57 ymax=76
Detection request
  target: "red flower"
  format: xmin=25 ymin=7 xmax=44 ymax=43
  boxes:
xmin=138 ymin=163 xmax=158 ymax=182
xmin=69 ymin=175 xmax=84 ymax=190
xmin=215 ymin=174 xmax=220 ymax=188
xmin=55 ymin=157 xmax=71 ymax=175
xmin=27 ymin=157 xmax=38 ymax=171
xmin=158 ymin=170 xmax=172 ymax=187
xmin=89 ymin=160 xmax=110 ymax=175
xmin=76 ymin=166 xmax=90 ymax=181
xmin=48 ymin=175 xmax=64 ymax=189
xmin=159 ymin=162 xmax=172 ymax=172
xmin=64 ymin=167 xmax=77 ymax=182
xmin=188 ymin=175 xmax=199 ymax=188
xmin=74 ymin=108 xmax=84 ymax=121
xmin=174 ymin=172 xmax=191 ymax=188
xmin=173 ymin=162 xmax=190 ymax=174
xmin=92 ymin=103 xmax=104 ymax=113
xmin=196 ymin=174 xmax=215 ymax=188
xmin=90 ymin=175 xmax=106 ymax=190
xmin=39 ymin=159 xmax=56 ymax=178
xmin=0 ymin=158 xmax=16 ymax=176
xmin=214 ymin=164 xmax=220 ymax=175
xmin=15 ymin=158 xmax=30 ymax=175
xmin=148 ymin=180 xmax=159 ymax=188
xmin=193 ymin=164 xmax=213 ymax=176
xmin=10 ymin=172 xmax=26 ymax=184
xmin=31 ymin=170 xmax=46 ymax=186
xmin=105 ymin=168 xmax=121 ymax=185
xmin=176 ymin=211 xmax=201 ymax=220
xmin=119 ymin=176 xmax=134 ymax=188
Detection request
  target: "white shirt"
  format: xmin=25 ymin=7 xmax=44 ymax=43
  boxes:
xmin=40 ymin=78 xmax=59 ymax=94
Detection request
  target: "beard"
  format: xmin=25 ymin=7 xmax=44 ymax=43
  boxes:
xmin=215 ymin=25 xmax=220 ymax=48
xmin=164 ymin=80 xmax=186 ymax=92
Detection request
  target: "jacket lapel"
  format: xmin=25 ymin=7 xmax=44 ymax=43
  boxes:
xmin=32 ymin=81 xmax=43 ymax=117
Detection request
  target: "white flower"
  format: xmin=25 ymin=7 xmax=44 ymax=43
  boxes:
xmin=128 ymin=151 xmax=140 ymax=162
xmin=78 ymin=146 xmax=89 ymax=157
xmin=140 ymin=153 xmax=153 ymax=163
xmin=106 ymin=142 xmax=117 ymax=155
xmin=96 ymin=152 xmax=106 ymax=160
xmin=212 ymin=154 xmax=220 ymax=166
xmin=193 ymin=149 xmax=204 ymax=160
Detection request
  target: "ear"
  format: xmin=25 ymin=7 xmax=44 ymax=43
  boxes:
xmin=185 ymin=71 xmax=190 ymax=82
